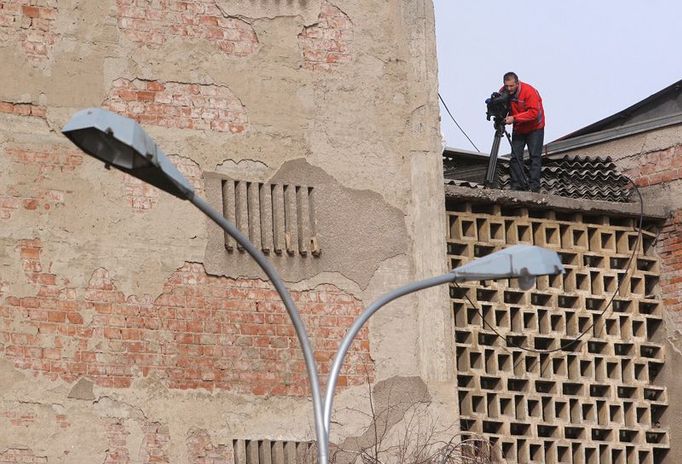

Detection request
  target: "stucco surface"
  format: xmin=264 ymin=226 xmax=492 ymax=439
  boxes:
xmin=204 ymin=158 xmax=408 ymax=289
xmin=0 ymin=0 xmax=451 ymax=460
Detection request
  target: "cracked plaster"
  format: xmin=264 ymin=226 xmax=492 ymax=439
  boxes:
xmin=0 ymin=0 xmax=449 ymax=457
xmin=204 ymin=158 xmax=408 ymax=290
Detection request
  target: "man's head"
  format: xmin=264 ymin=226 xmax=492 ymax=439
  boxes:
xmin=503 ymin=72 xmax=519 ymax=95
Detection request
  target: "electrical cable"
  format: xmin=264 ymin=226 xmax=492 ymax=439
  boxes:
xmin=438 ymin=93 xmax=480 ymax=153
xmin=454 ymin=176 xmax=645 ymax=356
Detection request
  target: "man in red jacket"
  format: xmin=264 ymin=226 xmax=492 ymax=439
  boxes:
xmin=502 ymin=72 xmax=545 ymax=192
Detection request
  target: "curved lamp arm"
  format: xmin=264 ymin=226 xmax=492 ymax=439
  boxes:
xmin=322 ymin=273 xmax=455 ymax=433
xmin=323 ymin=244 xmax=564 ymax=436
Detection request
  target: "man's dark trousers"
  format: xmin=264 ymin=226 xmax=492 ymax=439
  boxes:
xmin=510 ymin=128 xmax=544 ymax=191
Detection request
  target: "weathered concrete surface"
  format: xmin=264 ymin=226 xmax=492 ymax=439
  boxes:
xmin=204 ymin=159 xmax=408 ymax=288
xmin=556 ymin=123 xmax=681 ymax=463
xmin=0 ymin=0 xmax=452 ymax=461
xmin=662 ymin=338 xmax=682 ymax=464
xmin=445 ymin=183 xmax=667 ymax=219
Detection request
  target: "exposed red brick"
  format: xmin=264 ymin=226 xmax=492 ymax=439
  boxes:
xmin=187 ymin=429 xmax=231 ymax=464
xmin=56 ymin=414 xmax=70 ymax=429
xmin=139 ymin=423 xmax=171 ymax=464
xmin=623 ymin=145 xmax=682 ymax=187
xmin=103 ymin=418 xmax=185 ymax=464
xmin=121 ymin=156 xmax=204 ymax=213
xmin=0 ymin=100 xmax=46 ymax=118
xmin=1 ymin=187 xmax=67 ymax=219
xmin=104 ymin=79 xmax=248 ymax=134
xmin=656 ymin=209 xmax=682 ymax=315
xmin=115 ymin=0 xmax=258 ymax=57
xmin=6 ymin=146 xmax=83 ymax=174
xmin=0 ymin=240 xmax=373 ymax=395
xmin=2 ymin=409 xmax=37 ymax=427
xmin=170 ymin=155 xmax=205 ymax=196
xmin=124 ymin=174 xmax=160 ymax=212
xmin=0 ymin=0 xmax=59 ymax=61
xmin=0 ymin=448 xmax=47 ymax=464
xmin=1 ymin=145 xmax=82 ymax=220
xmin=298 ymin=2 xmax=353 ymax=71
xmin=104 ymin=420 xmax=131 ymax=464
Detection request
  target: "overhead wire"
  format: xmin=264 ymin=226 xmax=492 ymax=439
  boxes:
xmin=453 ymin=176 xmax=645 ymax=357
xmin=438 ymin=92 xmax=480 ymax=153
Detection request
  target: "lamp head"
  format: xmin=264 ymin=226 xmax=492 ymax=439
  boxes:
xmin=450 ymin=244 xmax=564 ymax=284
xmin=62 ymin=108 xmax=195 ymax=200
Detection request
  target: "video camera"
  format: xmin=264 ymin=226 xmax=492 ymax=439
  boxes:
xmin=485 ymin=91 xmax=510 ymax=122
xmin=482 ymin=91 xmax=513 ymax=188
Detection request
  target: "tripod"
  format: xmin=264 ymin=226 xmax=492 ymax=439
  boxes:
xmin=483 ymin=117 xmax=528 ymax=188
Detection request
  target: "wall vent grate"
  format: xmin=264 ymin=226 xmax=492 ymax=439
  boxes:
xmin=221 ymin=179 xmax=320 ymax=257
xmin=233 ymin=439 xmax=315 ymax=464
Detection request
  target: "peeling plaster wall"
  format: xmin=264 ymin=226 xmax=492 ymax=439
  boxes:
xmin=0 ymin=0 xmax=452 ymax=461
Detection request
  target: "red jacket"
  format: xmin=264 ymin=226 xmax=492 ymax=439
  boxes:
xmin=503 ymin=81 xmax=545 ymax=135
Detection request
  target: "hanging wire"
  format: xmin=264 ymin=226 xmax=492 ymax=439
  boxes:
xmin=453 ymin=177 xmax=644 ymax=357
xmin=438 ymin=93 xmax=480 ymax=153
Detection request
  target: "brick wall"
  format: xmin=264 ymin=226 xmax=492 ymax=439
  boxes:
xmin=187 ymin=429 xmax=231 ymax=464
xmin=0 ymin=406 xmax=230 ymax=464
xmin=1 ymin=240 xmax=373 ymax=395
xmin=104 ymin=79 xmax=248 ymax=133
xmin=102 ymin=419 xmax=172 ymax=464
xmin=298 ymin=2 xmax=353 ymax=71
xmin=0 ymin=448 xmax=47 ymax=464
xmin=1 ymin=146 xmax=82 ymax=220
xmin=0 ymin=0 xmax=58 ymax=61
xmin=5 ymin=146 xmax=83 ymax=176
xmin=624 ymin=144 xmax=682 ymax=327
xmin=124 ymin=174 xmax=160 ymax=212
xmin=2 ymin=144 xmax=202 ymax=216
xmin=115 ymin=0 xmax=258 ymax=56
xmin=655 ymin=210 xmax=682 ymax=322
xmin=0 ymin=101 xmax=46 ymax=118
xmin=623 ymin=144 xmax=682 ymax=187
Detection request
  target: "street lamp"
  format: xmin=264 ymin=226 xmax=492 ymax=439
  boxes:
xmin=322 ymin=244 xmax=563 ymax=437
xmin=62 ymin=108 xmax=564 ymax=464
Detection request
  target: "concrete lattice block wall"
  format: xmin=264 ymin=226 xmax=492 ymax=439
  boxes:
xmin=447 ymin=201 xmax=669 ymax=464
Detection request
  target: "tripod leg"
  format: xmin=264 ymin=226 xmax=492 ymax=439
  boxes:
xmin=484 ymin=133 xmax=503 ymax=187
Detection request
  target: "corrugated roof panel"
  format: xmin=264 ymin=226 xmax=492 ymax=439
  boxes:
xmin=443 ymin=152 xmax=633 ymax=203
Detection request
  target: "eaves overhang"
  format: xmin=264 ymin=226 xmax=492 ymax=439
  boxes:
xmin=545 ymin=112 xmax=682 ymax=156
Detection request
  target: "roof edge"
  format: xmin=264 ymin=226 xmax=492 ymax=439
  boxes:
xmin=444 ymin=184 xmax=667 ymax=219
xmin=554 ymin=79 xmax=682 ymax=141
xmin=545 ymin=112 xmax=682 ymax=156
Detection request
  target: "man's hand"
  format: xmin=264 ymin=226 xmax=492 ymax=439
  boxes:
xmin=504 ymin=115 xmax=514 ymax=125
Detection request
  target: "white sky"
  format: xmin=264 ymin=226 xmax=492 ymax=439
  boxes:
xmin=434 ymin=0 xmax=682 ymax=152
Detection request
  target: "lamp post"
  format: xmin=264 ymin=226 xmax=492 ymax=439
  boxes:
xmin=321 ymin=244 xmax=563 ymax=437
xmin=62 ymin=108 xmax=564 ymax=464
